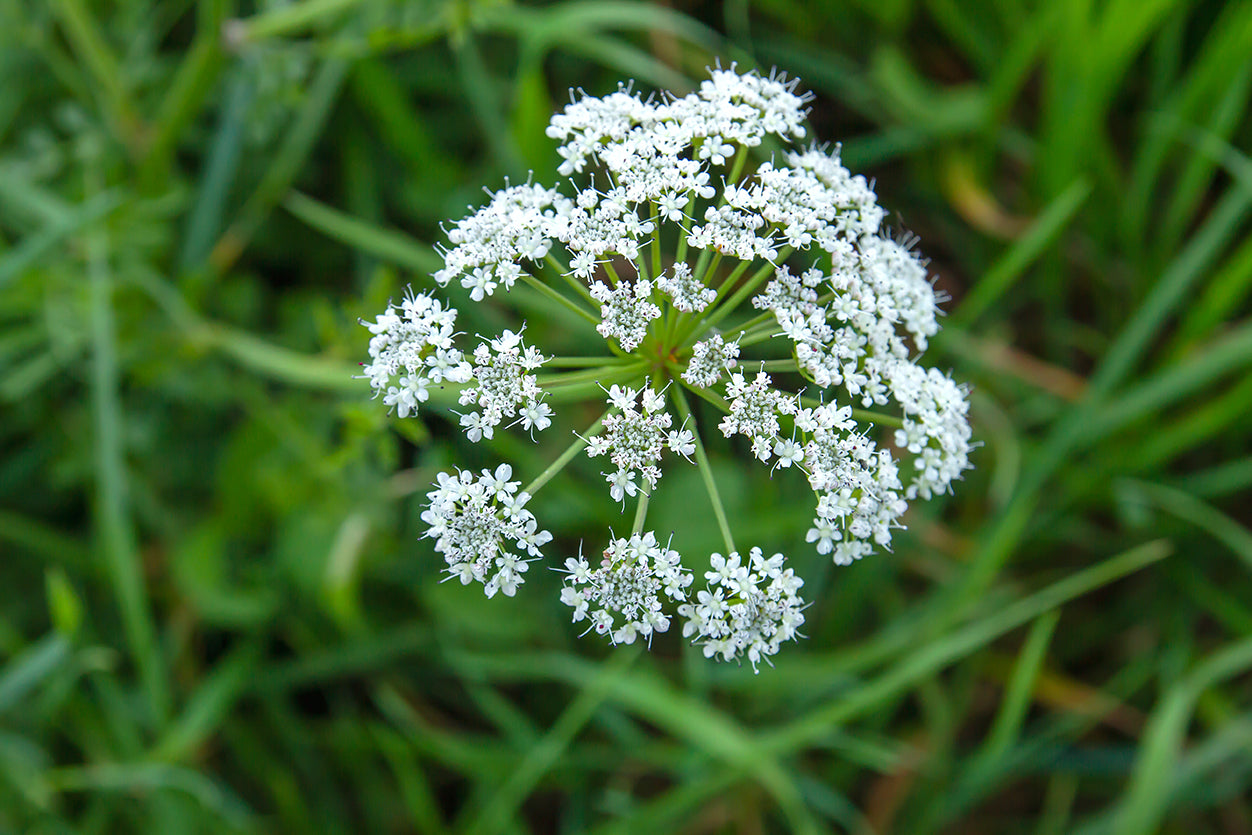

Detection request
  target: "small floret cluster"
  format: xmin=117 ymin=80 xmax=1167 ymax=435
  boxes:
xmin=678 ymin=549 xmax=806 ymax=671
xmin=421 ymin=465 xmax=551 ymax=598
xmin=362 ymin=290 xmax=471 ymax=418
xmin=455 ymin=329 xmax=550 ymax=442
xmin=558 ymin=531 xmax=693 ymax=646
xmin=362 ymin=65 xmax=973 ymax=670
xmin=584 ymin=384 xmax=695 ymax=503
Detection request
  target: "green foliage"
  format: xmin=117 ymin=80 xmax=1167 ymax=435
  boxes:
xmin=1 ymin=0 xmax=1249 ymax=832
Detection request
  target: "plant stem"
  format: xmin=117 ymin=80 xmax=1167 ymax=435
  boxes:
xmin=524 ymin=410 xmax=610 ymax=496
xmin=544 ymin=254 xmax=599 ymax=308
xmin=86 ymin=163 xmax=169 ymax=724
xmin=671 ymin=386 xmax=735 ymax=553
xmin=631 ymin=491 xmax=651 ymax=536
xmin=521 ymin=274 xmax=599 ymax=326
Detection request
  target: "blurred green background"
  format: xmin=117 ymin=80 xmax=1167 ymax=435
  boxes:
xmin=2 ymin=0 xmax=1251 ymax=832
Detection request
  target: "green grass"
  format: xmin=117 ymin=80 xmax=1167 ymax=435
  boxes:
xmin=2 ymin=0 xmax=1250 ymax=832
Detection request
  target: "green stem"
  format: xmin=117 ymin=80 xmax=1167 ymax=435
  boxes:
xmin=634 ymin=248 xmax=651 ymax=283
xmin=699 ymin=250 xmax=793 ymax=334
xmin=544 ymin=254 xmax=598 ymax=308
xmin=604 ymin=261 xmax=624 ymax=287
xmin=521 ymin=274 xmax=599 ymax=327
xmin=524 ymin=410 xmax=610 ymax=496
xmin=544 ymin=356 xmax=635 ymax=368
xmin=678 ymin=254 xmax=788 ymax=348
xmin=141 ymin=0 xmax=231 ymax=187
xmin=650 ymin=207 xmax=663 ymax=280
xmin=239 ymin=0 xmax=367 ymax=40
xmin=852 ymin=409 xmax=904 ymax=429
xmin=734 ymin=311 xmax=782 ymax=344
xmin=537 ymin=361 xmax=647 ymax=389
xmin=631 ymin=491 xmax=651 ymax=536
xmin=727 ymin=143 xmax=751 ymax=183
xmin=671 ymin=387 xmax=735 ymax=553
xmin=52 ymin=0 xmax=143 ymax=156
xmin=675 ymin=220 xmax=691 ymax=265
xmin=541 ymin=365 xmax=650 ymax=404
xmin=86 ymin=164 xmax=169 ymax=724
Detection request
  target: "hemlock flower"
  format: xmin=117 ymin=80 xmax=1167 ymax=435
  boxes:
xmin=558 ymin=531 xmax=693 ymax=646
xmin=678 ymin=547 xmax=806 ymax=672
xmin=363 ymin=64 xmax=973 ymax=669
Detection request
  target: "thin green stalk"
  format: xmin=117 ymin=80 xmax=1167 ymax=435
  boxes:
xmin=675 ymin=219 xmax=691 ymax=265
xmin=52 ymin=0 xmax=142 ymax=154
xmin=283 ymin=191 xmax=442 ymax=273
xmin=239 ymin=0 xmax=367 ymax=40
xmin=727 ymin=143 xmax=750 ymax=183
xmin=690 ymin=247 xmax=715 ymax=290
xmin=462 ymin=649 xmax=641 ymax=835
xmin=521 ymin=274 xmax=599 ymax=326
xmin=542 ymin=372 xmax=649 ymax=405
xmin=544 ymin=356 xmax=635 ymax=368
xmin=671 ymin=386 xmax=734 ymax=553
xmin=537 ymin=361 xmax=647 ymax=389
xmin=735 ymin=318 xmax=784 ymax=347
xmin=975 ymin=610 xmax=1061 ymax=766
xmin=671 ymin=257 xmax=753 ymax=343
xmin=544 ymin=254 xmax=598 ymax=308
xmin=650 ymin=206 xmax=663 ymax=280
xmin=680 ymin=254 xmax=789 ymax=346
xmin=523 ymin=410 xmax=610 ymax=495
xmin=701 ymin=251 xmax=792 ymax=331
xmin=852 ymin=409 xmax=904 ymax=429
xmin=763 ymin=540 xmax=1171 ymax=754
xmin=86 ymin=170 xmax=169 ymax=724
xmin=603 ymin=261 xmax=624 ymax=287
xmin=634 ymin=248 xmax=651 ymax=283
xmin=211 ymin=55 xmax=350 ymax=272
xmin=631 ymin=491 xmax=651 ymax=536
xmin=1113 ymin=634 xmax=1252 ymax=835
xmin=141 ymin=0 xmax=233 ymax=186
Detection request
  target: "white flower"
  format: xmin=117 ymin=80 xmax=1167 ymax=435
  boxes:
xmin=678 ymin=547 xmax=806 ymax=673
xmin=590 ymin=278 xmax=662 ymax=352
xmin=421 ymin=466 xmax=551 ymax=597
xmin=656 ymin=262 xmax=716 ymax=313
xmin=434 ymin=182 xmax=571 ymax=292
xmin=585 ymin=385 xmax=676 ymax=503
xmin=456 ymin=330 xmax=551 ymax=443
xmin=361 ymin=289 xmax=469 ymax=419
xmin=557 ymin=532 xmax=693 ymax=645
xmin=718 ymin=370 xmax=797 ymax=462
xmin=682 ymin=334 xmax=740 ymax=389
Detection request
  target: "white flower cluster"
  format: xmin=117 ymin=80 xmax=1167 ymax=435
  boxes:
xmin=558 ymin=531 xmax=693 ymax=645
xmin=890 ymin=364 xmax=973 ymax=500
xmin=682 ymin=333 xmax=740 ymax=388
xmin=678 ymin=549 xmax=806 ymax=672
xmin=363 ymin=64 xmax=973 ymax=669
xmin=421 ymin=465 xmax=552 ymax=598
xmin=585 ymin=385 xmax=695 ymax=503
xmin=590 ymin=277 xmax=662 ymax=351
xmin=718 ymin=370 xmax=797 ymax=462
xmin=433 ymin=183 xmax=568 ymax=295
xmin=656 ymin=262 xmax=716 ymax=313
xmin=456 ymin=329 xmax=550 ymax=442
xmin=361 ymin=290 xmax=471 ymax=418
xmin=798 ymin=403 xmax=908 ymax=565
